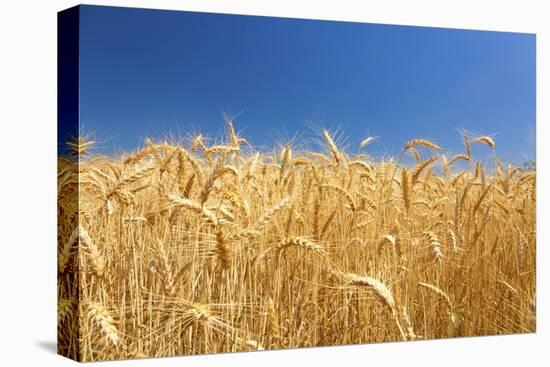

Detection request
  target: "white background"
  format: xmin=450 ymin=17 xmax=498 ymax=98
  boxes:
xmin=0 ymin=0 xmax=547 ymax=365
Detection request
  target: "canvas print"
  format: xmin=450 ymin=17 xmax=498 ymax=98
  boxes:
xmin=57 ymin=5 xmax=536 ymax=362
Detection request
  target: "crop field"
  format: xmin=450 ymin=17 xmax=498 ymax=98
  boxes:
xmin=57 ymin=122 xmax=536 ymax=361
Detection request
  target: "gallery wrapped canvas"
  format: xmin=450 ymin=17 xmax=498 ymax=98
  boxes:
xmin=57 ymin=5 xmax=536 ymax=362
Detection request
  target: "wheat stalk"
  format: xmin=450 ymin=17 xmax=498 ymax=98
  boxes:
xmin=87 ymin=303 xmax=120 ymax=347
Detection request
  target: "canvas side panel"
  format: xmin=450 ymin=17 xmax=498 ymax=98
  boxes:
xmin=57 ymin=5 xmax=81 ymax=362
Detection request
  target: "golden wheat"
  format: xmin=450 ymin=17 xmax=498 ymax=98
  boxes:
xmin=58 ymin=125 xmax=536 ymax=361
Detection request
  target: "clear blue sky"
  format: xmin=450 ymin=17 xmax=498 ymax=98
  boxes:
xmin=79 ymin=5 xmax=535 ymax=164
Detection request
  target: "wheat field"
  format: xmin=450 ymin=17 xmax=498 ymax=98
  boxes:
xmin=57 ymin=121 xmax=536 ymax=361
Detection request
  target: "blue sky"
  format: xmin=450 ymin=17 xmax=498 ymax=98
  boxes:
xmin=79 ymin=5 xmax=535 ymax=164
